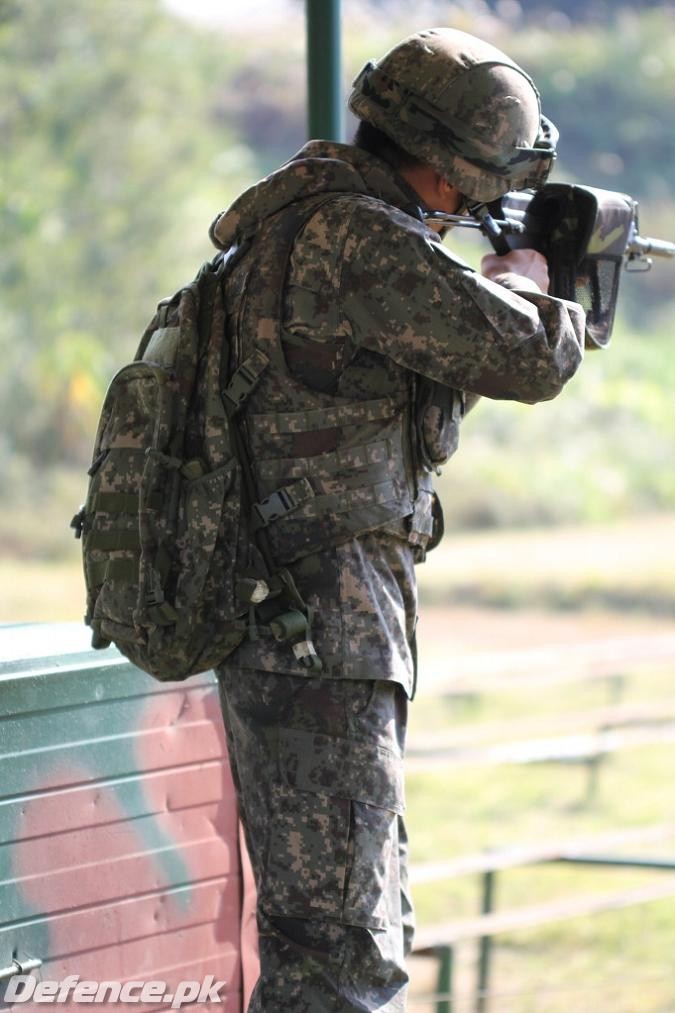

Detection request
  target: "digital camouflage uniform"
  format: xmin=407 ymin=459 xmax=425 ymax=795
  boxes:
xmin=212 ymin=29 xmax=586 ymax=1013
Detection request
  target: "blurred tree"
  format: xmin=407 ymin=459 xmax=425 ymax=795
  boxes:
xmin=507 ymin=8 xmax=675 ymax=199
xmin=0 ymin=0 xmax=253 ymax=464
xmin=2 ymin=0 xmax=675 ymax=536
xmin=510 ymin=0 xmax=667 ymax=19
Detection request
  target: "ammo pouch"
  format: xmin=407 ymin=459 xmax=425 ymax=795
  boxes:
xmin=414 ymin=376 xmax=464 ymax=472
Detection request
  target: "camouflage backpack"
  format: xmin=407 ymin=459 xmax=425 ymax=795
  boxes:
xmin=71 ymin=205 xmax=323 ymax=682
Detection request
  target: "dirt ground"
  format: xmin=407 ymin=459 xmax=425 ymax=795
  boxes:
xmin=417 ymin=603 xmax=675 ymax=666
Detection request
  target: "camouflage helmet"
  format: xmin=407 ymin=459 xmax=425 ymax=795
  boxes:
xmin=349 ymin=28 xmax=558 ymax=203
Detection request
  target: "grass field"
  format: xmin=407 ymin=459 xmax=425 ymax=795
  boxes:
xmin=406 ymin=701 xmax=675 ymax=1011
xmin=3 ymin=516 xmax=675 ymax=1011
xmin=405 ymin=516 xmax=675 ymax=1012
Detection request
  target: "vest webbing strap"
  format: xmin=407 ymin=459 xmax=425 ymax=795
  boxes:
xmin=88 ymin=557 xmax=138 ymax=585
xmin=87 ymin=529 xmax=141 ymax=551
xmin=247 ymin=396 xmax=402 ymax=440
xmin=90 ymin=492 xmax=163 ymax=514
xmin=251 ymin=452 xmax=400 ymax=530
xmin=301 ymin=478 xmax=398 ymax=519
xmin=252 ymin=476 xmax=399 ymax=530
xmin=222 ymin=197 xmax=355 ymax=672
xmin=257 ymin=439 xmax=392 ymax=482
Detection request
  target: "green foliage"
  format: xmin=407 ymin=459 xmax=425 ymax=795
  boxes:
xmin=506 ymin=8 xmax=675 ymax=199
xmin=2 ymin=0 xmax=675 ymax=552
xmin=0 ymin=0 xmax=259 ymax=464
xmin=437 ymin=314 xmax=675 ymax=529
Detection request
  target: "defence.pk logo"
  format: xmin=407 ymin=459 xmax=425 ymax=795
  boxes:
xmin=3 ymin=973 xmax=226 ymax=1007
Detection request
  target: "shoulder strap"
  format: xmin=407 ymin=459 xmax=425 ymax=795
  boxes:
xmin=243 ymin=193 xmax=352 ymax=374
xmin=219 ymin=196 xmax=341 ymax=673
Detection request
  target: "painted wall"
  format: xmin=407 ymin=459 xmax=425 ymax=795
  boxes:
xmin=0 ymin=623 xmax=259 ymax=1011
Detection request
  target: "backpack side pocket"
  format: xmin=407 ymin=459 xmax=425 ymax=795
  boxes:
xmin=174 ymin=457 xmax=240 ymax=615
xmin=84 ymin=362 xmax=174 ymax=644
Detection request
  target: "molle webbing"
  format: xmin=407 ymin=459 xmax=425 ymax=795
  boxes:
xmin=245 ymin=397 xmax=402 ymax=450
xmin=253 ymin=476 xmax=400 ymax=528
xmin=256 ymin=438 xmax=393 ymax=483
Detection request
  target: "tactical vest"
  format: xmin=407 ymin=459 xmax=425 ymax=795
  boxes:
xmin=224 ymin=194 xmax=464 ymax=569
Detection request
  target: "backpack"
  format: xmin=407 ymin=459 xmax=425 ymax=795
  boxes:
xmin=71 ymin=207 xmax=323 ymax=682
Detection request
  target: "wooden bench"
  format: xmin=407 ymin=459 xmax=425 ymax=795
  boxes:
xmin=410 ymin=823 xmax=675 ymax=1013
xmin=407 ymin=699 xmax=675 ymax=754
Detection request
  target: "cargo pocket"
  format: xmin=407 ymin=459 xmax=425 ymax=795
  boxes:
xmin=260 ymin=727 xmax=404 ymax=931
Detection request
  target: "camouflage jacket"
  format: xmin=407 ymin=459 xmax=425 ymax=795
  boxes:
xmin=210 ymin=141 xmax=585 ymax=694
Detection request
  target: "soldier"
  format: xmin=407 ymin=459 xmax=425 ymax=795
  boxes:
xmin=212 ymin=27 xmax=585 ymax=1012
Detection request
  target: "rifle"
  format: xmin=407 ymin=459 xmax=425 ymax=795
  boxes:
xmin=426 ymin=183 xmax=675 ymax=348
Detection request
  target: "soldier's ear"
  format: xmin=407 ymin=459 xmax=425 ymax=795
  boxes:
xmin=437 ymin=175 xmax=456 ymax=199
xmin=436 ymin=174 xmax=462 ymax=213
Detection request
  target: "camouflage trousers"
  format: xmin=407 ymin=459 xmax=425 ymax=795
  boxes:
xmin=216 ymin=667 xmax=414 ymax=1012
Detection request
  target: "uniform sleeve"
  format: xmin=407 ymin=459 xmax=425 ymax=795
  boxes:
xmin=339 ymin=201 xmax=585 ymax=404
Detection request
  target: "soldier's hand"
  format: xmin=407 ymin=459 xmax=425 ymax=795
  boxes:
xmin=480 ymin=249 xmax=550 ymax=294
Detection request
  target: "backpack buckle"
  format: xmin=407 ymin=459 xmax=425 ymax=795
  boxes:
xmin=251 ymin=477 xmax=314 ymax=529
xmin=252 ymin=487 xmax=295 ymax=528
xmin=222 ymin=349 xmax=269 ymax=413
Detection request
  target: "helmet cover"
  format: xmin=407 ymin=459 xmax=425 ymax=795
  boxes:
xmin=349 ymin=28 xmax=558 ymax=202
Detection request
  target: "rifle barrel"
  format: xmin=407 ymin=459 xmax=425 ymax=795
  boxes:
xmin=627 ymin=234 xmax=675 ymax=259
